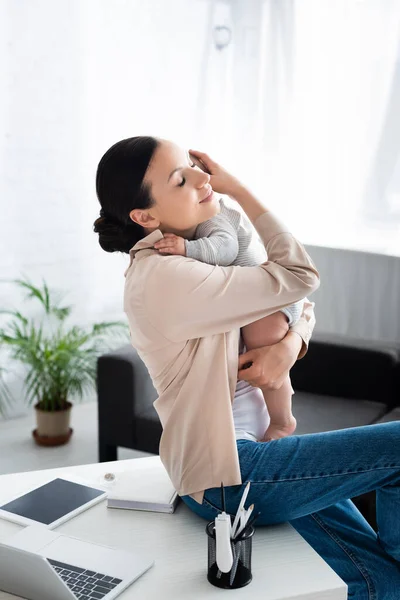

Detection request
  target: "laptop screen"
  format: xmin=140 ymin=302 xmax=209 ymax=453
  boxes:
xmin=0 ymin=478 xmax=104 ymax=525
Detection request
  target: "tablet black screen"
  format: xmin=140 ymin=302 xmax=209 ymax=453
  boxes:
xmin=0 ymin=478 xmax=104 ymax=525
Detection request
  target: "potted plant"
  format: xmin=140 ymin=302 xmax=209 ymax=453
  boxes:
xmin=0 ymin=279 xmax=128 ymax=446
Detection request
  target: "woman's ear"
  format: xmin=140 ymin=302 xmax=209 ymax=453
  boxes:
xmin=129 ymin=208 xmax=160 ymax=229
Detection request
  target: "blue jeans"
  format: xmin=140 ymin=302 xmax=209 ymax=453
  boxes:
xmin=181 ymin=422 xmax=400 ymax=599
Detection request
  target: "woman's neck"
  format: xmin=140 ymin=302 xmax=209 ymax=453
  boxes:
xmin=145 ymin=225 xmax=197 ymax=240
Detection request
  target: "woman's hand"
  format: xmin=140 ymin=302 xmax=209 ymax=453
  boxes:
xmin=189 ymin=149 xmax=242 ymax=197
xmin=190 ymin=149 xmax=267 ymax=223
xmin=237 ymin=332 xmax=303 ymax=390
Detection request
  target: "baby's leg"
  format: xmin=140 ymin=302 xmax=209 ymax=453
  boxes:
xmin=242 ymin=311 xmax=289 ymax=347
xmin=258 ymin=375 xmax=297 ymax=441
xmin=242 ymin=312 xmax=297 ymax=441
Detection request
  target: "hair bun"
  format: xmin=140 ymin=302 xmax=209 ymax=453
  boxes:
xmin=93 ymin=211 xmax=137 ymax=254
xmin=94 ymin=136 xmax=159 ymax=253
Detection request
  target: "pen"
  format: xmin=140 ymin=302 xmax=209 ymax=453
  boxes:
xmin=240 ymin=507 xmax=246 ymax=529
xmin=220 ymin=482 xmax=226 ymax=513
xmin=235 ymin=503 xmax=254 ymax=539
xmin=235 ymin=511 xmax=261 ymax=542
xmin=231 ymin=481 xmax=251 ymax=539
xmin=229 ymin=540 xmax=242 ymax=586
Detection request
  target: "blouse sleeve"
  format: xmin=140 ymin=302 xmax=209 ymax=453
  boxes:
xmin=145 ymin=211 xmax=320 ymax=343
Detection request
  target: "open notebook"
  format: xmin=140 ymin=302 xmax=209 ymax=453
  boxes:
xmin=107 ymin=457 xmax=179 ymax=514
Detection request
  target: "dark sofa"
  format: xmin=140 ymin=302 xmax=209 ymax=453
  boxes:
xmin=97 ymin=334 xmax=400 ymax=529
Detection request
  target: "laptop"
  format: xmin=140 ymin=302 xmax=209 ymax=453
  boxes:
xmin=0 ymin=526 xmax=154 ymax=600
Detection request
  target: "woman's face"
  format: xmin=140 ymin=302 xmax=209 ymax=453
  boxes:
xmin=130 ymin=140 xmax=220 ymax=238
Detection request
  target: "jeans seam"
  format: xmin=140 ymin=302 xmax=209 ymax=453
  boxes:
xmin=202 ymin=496 xmax=235 ymax=517
xmin=246 ymin=464 xmax=400 ymax=484
xmin=310 ymin=511 xmax=376 ymax=600
xmin=202 ymin=497 xmax=219 ymax=512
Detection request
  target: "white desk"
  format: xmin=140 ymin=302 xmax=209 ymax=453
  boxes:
xmin=0 ymin=457 xmax=347 ymax=599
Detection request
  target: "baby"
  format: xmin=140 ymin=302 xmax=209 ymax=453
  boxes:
xmin=159 ymin=196 xmax=304 ymax=442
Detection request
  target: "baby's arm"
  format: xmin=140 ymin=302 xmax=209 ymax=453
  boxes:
xmin=185 ymin=218 xmax=239 ymax=266
xmin=154 ymin=215 xmax=239 ymax=265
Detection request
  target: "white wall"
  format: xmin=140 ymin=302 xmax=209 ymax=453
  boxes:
xmin=1 ymin=0 xmax=212 ymax=319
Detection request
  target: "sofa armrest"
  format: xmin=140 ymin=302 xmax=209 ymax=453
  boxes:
xmin=395 ymin=350 xmax=400 ymax=408
xmin=291 ymin=334 xmax=399 ymax=407
xmin=97 ymin=344 xmax=158 ymax=449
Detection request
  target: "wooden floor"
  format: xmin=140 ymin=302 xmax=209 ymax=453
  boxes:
xmin=0 ymin=401 xmax=151 ymax=476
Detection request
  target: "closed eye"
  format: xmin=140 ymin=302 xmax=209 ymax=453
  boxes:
xmin=178 ymin=163 xmax=196 ymax=186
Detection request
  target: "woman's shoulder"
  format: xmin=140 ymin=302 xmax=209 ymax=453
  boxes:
xmin=126 ymin=252 xmax=202 ymax=298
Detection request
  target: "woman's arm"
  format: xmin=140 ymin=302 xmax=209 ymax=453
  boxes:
xmin=142 ymin=153 xmax=319 ymax=342
xmin=145 ymin=224 xmax=319 ymax=342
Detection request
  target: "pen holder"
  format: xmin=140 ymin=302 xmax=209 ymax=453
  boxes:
xmin=205 ymin=520 xmax=254 ymax=589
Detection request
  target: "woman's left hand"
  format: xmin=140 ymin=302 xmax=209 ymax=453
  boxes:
xmin=237 ymin=332 xmax=303 ymax=390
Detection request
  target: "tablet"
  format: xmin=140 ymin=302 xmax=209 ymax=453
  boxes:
xmin=0 ymin=477 xmax=107 ymax=528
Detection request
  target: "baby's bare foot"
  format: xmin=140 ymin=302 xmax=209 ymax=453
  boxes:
xmin=261 ymin=415 xmax=297 ymax=442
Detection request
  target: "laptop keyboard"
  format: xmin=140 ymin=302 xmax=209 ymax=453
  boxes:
xmin=48 ymin=558 xmax=122 ymax=599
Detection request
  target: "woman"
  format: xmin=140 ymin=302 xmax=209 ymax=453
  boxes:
xmin=94 ymin=136 xmax=400 ymax=598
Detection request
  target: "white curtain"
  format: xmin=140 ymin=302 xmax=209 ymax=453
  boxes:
xmin=196 ymin=0 xmax=400 ymax=254
xmin=2 ymin=0 xmax=399 ymax=327
xmin=0 ymin=0 xmax=214 ymax=416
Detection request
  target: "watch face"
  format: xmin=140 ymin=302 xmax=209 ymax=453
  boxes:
xmin=189 ymin=153 xmax=211 ymax=174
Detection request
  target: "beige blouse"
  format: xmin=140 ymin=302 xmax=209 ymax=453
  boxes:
xmin=124 ymin=210 xmax=320 ymax=504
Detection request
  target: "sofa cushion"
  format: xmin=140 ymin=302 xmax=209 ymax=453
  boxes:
xmin=131 ymin=388 xmax=387 ymax=437
xmin=375 ymin=407 xmax=400 ymax=423
xmin=291 ymin=336 xmax=398 ymax=407
xmin=294 ymin=391 xmax=387 ymax=435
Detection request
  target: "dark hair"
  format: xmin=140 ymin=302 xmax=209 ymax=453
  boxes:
xmin=93 ymin=136 xmax=159 ymax=253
